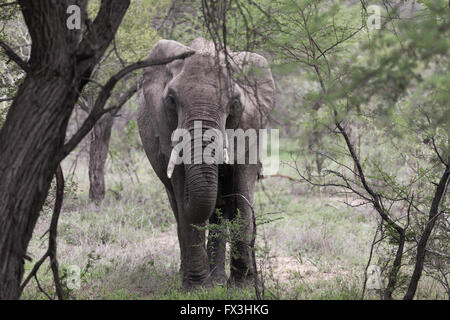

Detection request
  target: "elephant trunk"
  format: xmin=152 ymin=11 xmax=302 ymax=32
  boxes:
xmin=183 ymin=117 xmax=220 ymax=223
xmin=178 ymin=114 xmax=222 ymax=286
xmin=184 ymin=162 xmax=218 ymax=223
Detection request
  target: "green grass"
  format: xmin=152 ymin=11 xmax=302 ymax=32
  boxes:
xmin=158 ymin=285 xmax=259 ymax=300
xmin=20 ymin=153 xmax=447 ymax=300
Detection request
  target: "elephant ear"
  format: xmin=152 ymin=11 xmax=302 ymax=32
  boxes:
xmin=141 ymin=40 xmax=193 ymax=108
xmin=138 ymin=40 xmax=194 ymax=159
xmin=228 ymin=51 xmax=275 ymax=130
xmin=188 ymin=38 xmax=275 ymax=130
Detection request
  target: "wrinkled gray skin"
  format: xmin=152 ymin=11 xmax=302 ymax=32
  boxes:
xmin=137 ymin=38 xmax=275 ymax=288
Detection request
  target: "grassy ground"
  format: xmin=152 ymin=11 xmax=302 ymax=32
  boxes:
xmin=20 ymin=152 xmax=446 ymax=300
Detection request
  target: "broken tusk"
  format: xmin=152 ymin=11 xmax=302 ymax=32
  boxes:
xmin=167 ymin=148 xmax=179 ymax=179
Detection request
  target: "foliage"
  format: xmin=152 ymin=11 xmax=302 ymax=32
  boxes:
xmin=0 ymin=2 xmax=27 ymax=128
xmin=3 ymin=0 xmax=448 ymax=300
xmin=203 ymin=0 xmax=449 ymax=299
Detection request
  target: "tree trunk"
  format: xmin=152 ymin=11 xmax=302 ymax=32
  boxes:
xmin=0 ymin=73 xmax=78 ymax=299
xmin=384 ymin=231 xmax=405 ymax=300
xmin=403 ymin=163 xmax=450 ymax=300
xmin=0 ymin=0 xmax=131 ymax=299
xmin=87 ymin=82 xmax=138 ymax=203
xmin=88 ymin=113 xmax=114 ymax=203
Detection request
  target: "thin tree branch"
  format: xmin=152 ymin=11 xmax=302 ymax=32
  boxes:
xmin=19 ymin=165 xmax=65 ymax=299
xmin=49 ymin=165 xmax=64 ymax=300
xmin=261 ymin=173 xmax=300 ymax=182
xmin=0 ymin=40 xmax=29 ymax=72
xmin=105 ymin=81 xmax=139 ymax=116
xmin=0 ymin=2 xmax=18 ymax=8
xmin=404 ymin=160 xmax=450 ymax=300
xmin=58 ymin=51 xmax=194 ymax=161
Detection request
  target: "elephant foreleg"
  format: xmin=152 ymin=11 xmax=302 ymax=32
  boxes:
xmin=207 ymin=206 xmax=227 ymax=284
xmin=178 ymin=220 xmax=211 ymax=288
xmin=229 ymin=165 xmax=259 ymax=285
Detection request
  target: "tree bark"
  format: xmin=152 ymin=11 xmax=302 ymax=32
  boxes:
xmin=88 ymin=82 xmax=138 ymax=202
xmin=88 ymin=113 xmax=114 ymax=203
xmin=0 ymin=0 xmax=131 ymax=299
xmin=403 ymin=162 xmax=450 ymax=300
xmin=89 ymin=79 xmax=138 ymax=203
xmin=384 ymin=231 xmax=405 ymax=300
xmin=0 ymin=74 xmax=78 ymax=299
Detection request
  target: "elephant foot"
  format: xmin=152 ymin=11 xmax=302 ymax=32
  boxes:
xmin=182 ymin=271 xmax=212 ymax=289
xmin=229 ymin=262 xmax=257 ymax=288
xmin=228 ymin=273 xmax=257 ymax=288
xmin=209 ymin=269 xmax=227 ymax=285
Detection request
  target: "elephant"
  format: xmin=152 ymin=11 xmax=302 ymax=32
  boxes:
xmin=137 ymin=37 xmax=275 ymax=288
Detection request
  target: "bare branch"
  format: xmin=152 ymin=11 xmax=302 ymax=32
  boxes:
xmin=431 ymin=136 xmax=448 ymax=167
xmin=0 ymin=97 xmax=13 ymax=102
xmin=58 ymin=51 xmax=194 ymax=161
xmin=19 ymin=165 xmax=65 ymax=299
xmin=0 ymin=1 xmax=18 ymax=8
xmin=261 ymin=173 xmax=300 ymax=182
xmin=49 ymin=165 xmax=64 ymax=300
xmin=0 ymin=40 xmax=29 ymax=72
xmin=404 ymin=160 xmax=450 ymax=300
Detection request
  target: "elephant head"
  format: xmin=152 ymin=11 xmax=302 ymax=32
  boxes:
xmin=138 ymin=38 xmax=275 ymax=286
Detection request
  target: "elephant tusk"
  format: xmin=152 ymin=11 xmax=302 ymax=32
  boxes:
xmin=223 ymin=148 xmax=230 ymax=164
xmin=167 ymin=148 xmax=179 ymax=179
xmin=225 ymin=132 xmax=229 ymax=149
xmin=223 ymin=132 xmax=230 ymax=164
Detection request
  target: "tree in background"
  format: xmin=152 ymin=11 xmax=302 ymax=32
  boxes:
xmin=83 ymin=0 xmax=161 ymax=203
xmin=85 ymin=0 xmax=204 ymax=203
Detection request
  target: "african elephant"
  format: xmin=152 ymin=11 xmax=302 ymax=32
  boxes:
xmin=137 ymin=38 xmax=275 ymax=288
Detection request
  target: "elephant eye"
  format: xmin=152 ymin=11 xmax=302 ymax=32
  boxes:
xmin=165 ymin=93 xmax=176 ymax=107
xmin=231 ymin=97 xmax=240 ymax=110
